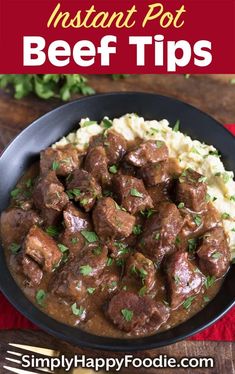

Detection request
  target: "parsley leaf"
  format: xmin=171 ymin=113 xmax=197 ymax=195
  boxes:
xmin=71 ymin=303 xmax=85 ymax=317
xmin=87 ymin=287 xmax=96 ymax=295
xmin=11 ymin=188 xmax=21 ymax=198
xmin=36 ymin=289 xmax=46 ymax=307
xmin=121 ymin=308 xmax=133 ymax=321
xmin=130 ymin=188 xmax=143 ymax=198
xmin=80 ymin=265 xmax=93 ymax=276
xmin=178 ymin=202 xmax=185 ymax=209
xmin=132 ymin=225 xmax=142 ymax=235
xmin=204 ymin=276 xmax=216 ymax=289
xmin=183 ymin=296 xmax=195 ymax=310
xmin=173 ymin=120 xmax=180 ymax=132
xmin=58 ymin=244 xmax=69 ymax=253
xmin=194 ymin=215 xmax=202 ymax=227
xmin=109 ymin=165 xmax=118 ymax=174
xmin=9 ymin=243 xmax=21 ymax=254
xmin=52 ymin=161 xmax=59 ymax=171
xmin=81 ymin=230 xmax=98 ymax=243
xmin=46 ymin=226 xmax=60 ymax=237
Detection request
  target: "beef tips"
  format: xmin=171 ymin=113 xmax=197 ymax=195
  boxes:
xmin=197 ymin=227 xmax=230 ymax=278
xmin=125 ymin=140 xmax=169 ymax=167
xmin=176 ymin=169 xmax=207 ymax=212
xmin=139 ymin=202 xmax=183 ymax=264
xmin=24 ymin=226 xmax=62 ymax=272
xmin=22 ymin=255 xmax=43 ymax=286
xmin=50 ymin=244 xmax=108 ymax=301
xmin=140 ymin=160 xmax=169 ymax=187
xmin=106 ymin=291 xmax=169 ymax=333
xmin=165 ymin=252 xmax=204 ymax=309
xmin=66 ymin=169 xmax=102 ymax=211
xmin=40 ymin=145 xmax=81 ymax=177
xmin=0 ymin=208 xmax=41 ymax=248
xmin=63 ymin=203 xmax=91 ymax=233
xmin=84 ymin=146 xmax=111 ymax=187
xmin=125 ymin=252 xmax=156 ymax=293
xmin=113 ymin=174 xmax=153 ymax=214
xmin=92 ymin=197 xmax=136 ymax=239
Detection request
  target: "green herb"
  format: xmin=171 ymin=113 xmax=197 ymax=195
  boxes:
xmin=58 ymin=244 xmax=69 ymax=253
xmin=87 ymin=287 xmax=96 ymax=295
xmin=223 ymin=173 xmax=231 ymax=183
xmin=175 ymin=236 xmax=181 ymax=245
xmin=132 ymin=225 xmax=142 ymax=235
xmin=130 ymin=188 xmax=143 ymax=198
xmin=92 ymin=247 xmax=102 ymax=255
xmin=71 ymin=237 xmax=78 ymax=244
xmin=131 ymin=265 xmax=138 ymax=275
xmin=221 ymin=213 xmax=230 ymax=220
xmin=198 ymin=176 xmax=207 ymax=183
xmin=205 ymin=193 xmax=212 ymax=203
xmin=178 ymin=202 xmax=185 ymax=209
xmin=156 ymin=140 xmax=163 ymax=148
xmin=66 ymin=188 xmax=81 ymax=199
xmin=81 ymin=230 xmax=98 ymax=243
xmin=82 ymin=120 xmax=97 ymax=127
xmin=208 ymin=150 xmax=221 ymax=157
xmin=194 ymin=215 xmax=202 ymax=227
xmin=150 ymin=127 xmax=159 ymax=134
xmin=46 ymin=226 xmax=59 ymax=237
xmin=26 ymin=178 xmax=33 ymax=188
xmin=121 ymin=308 xmax=133 ymax=321
xmin=52 ymin=161 xmax=59 ymax=171
xmin=71 ymin=303 xmax=85 ymax=317
xmin=204 ymin=275 xmax=216 ymax=289
xmin=173 ymin=120 xmax=180 ymax=132
xmin=204 ymin=296 xmax=210 ymax=303
xmin=106 ymin=257 xmax=113 ymax=266
xmin=230 ymin=195 xmax=235 ymax=202
xmin=139 ymin=268 xmax=148 ymax=279
xmin=139 ymin=286 xmax=147 ymax=296
xmin=103 ymin=118 xmax=113 ymax=129
xmin=109 ymin=165 xmax=118 ymax=174
xmin=10 ymin=188 xmax=21 ymax=198
xmin=116 ymin=258 xmax=124 ymax=267
xmin=212 ymin=252 xmax=221 ymax=259
xmin=109 ymin=281 xmax=117 ymax=289
xmin=0 ymin=74 xmax=95 ymax=100
xmin=188 ymin=238 xmax=197 ymax=253
xmin=9 ymin=243 xmax=21 ymax=254
xmin=80 ymin=265 xmax=93 ymax=276
xmin=173 ymin=275 xmax=181 ymax=285
xmin=122 ymin=285 xmax=127 ymax=290
xmin=155 ymin=232 xmax=160 ymax=241
xmin=36 ymin=289 xmax=46 ymax=307
xmin=80 ymin=198 xmax=88 ymax=206
xmin=183 ymin=296 xmax=195 ymax=310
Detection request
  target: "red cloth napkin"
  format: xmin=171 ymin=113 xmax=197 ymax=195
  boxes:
xmin=0 ymin=124 xmax=235 ymax=341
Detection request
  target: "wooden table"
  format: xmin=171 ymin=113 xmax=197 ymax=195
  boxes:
xmin=0 ymin=74 xmax=234 ymax=373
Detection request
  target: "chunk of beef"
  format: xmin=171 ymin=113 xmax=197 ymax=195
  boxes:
xmin=66 ymin=169 xmax=102 ymax=211
xmin=59 ymin=231 xmax=85 ymax=256
xmin=147 ymin=181 xmax=172 ymax=207
xmin=125 ymin=140 xmax=169 ymax=167
xmin=139 ymin=202 xmax=184 ymax=264
xmin=197 ymin=227 xmax=230 ymax=278
xmin=63 ymin=203 xmax=91 ymax=233
xmin=100 ymin=268 xmax=120 ymax=294
xmin=50 ymin=244 xmax=108 ymax=301
xmin=125 ymin=252 xmax=156 ymax=293
xmin=176 ymin=169 xmax=207 ymax=212
xmin=165 ymin=252 xmax=204 ymax=309
xmin=92 ymin=197 xmax=136 ymax=239
xmin=106 ymin=291 xmax=169 ymax=334
xmin=33 ymin=171 xmax=68 ymax=212
xmin=40 ymin=145 xmax=81 ymax=177
xmin=0 ymin=208 xmax=41 ymax=248
xmin=22 ymin=255 xmax=43 ymax=286
xmin=84 ymin=146 xmax=111 ymax=187
xmin=113 ymin=174 xmax=153 ymax=214
xmin=140 ymin=160 xmax=169 ymax=187
xmin=24 ymin=226 xmax=62 ymax=272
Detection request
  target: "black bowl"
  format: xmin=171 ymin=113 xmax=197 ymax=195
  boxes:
xmin=0 ymin=92 xmax=234 ymax=351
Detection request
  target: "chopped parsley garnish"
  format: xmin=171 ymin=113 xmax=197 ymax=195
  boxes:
xmin=173 ymin=120 xmax=180 ymax=132
xmin=204 ymin=275 xmax=216 ymax=289
xmin=87 ymin=287 xmax=96 ymax=295
xmin=81 ymin=230 xmax=98 ymax=243
xmin=155 ymin=232 xmax=160 ymax=241
xmin=92 ymin=247 xmax=102 ymax=255
xmin=156 ymin=140 xmax=163 ymax=148
xmin=26 ymin=178 xmax=33 ymax=188
xmin=130 ymin=188 xmax=143 ymax=198
xmin=221 ymin=213 xmax=230 ymax=220
xmin=71 ymin=237 xmax=78 ymax=244
xmin=52 ymin=161 xmax=59 ymax=171
xmin=103 ymin=118 xmax=113 ymax=129
xmin=222 ymin=173 xmax=231 ymax=183
xmin=9 ymin=243 xmax=21 ymax=254
xmin=139 ymin=286 xmax=147 ymax=296
xmin=132 ymin=225 xmax=142 ymax=235
xmin=198 ymin=176 xmax=207 ymax=183
xmin=204 ymin=296 xmax=210 ymax=303
xmin=109 ymin=165 xmax=118 ymax=174
xmin=183 ymin=296 xmax=195 ymax=310
xmin=109 ymin=281 xmax=117 ymax=289
xmin=173 ymin=275 xmax=181 ymax=285
xmin=188 ymin=238 xmax=197 ymax=253
xmin=36 ymin=289 xmax=46 ymax=307
xmin=58 ymin=244 xmax=69 ymax=253
xmin=80 ymin=198 xmax=89 ymax=206
xmin=178 ymin=202 xmax=185 ymax=209
xmin=66 ymin=188 xmax=81 ymax=199
xmin=208 ymin=150 xmax=220 ymax=157
xmin=230 ymin=195 xmax=235 ymax=202
xmin=82 ymin=120 xmax=97 ymax=127
xmin=106 ymin=257 xmax=113 ymax=266
xmin=80 ymin=265 xmax=93 ymax=276
xmin=71 ymin=303 xmax=85 ymax=317
xmin=46 ymin=226 xmax=60 ymax=237
xmin=121 ymin=308 xmax=133 ymax=321
xmin=10 ymin=188 xmax=21 ymax=198
xmin=139 ymin=268 xmax=148 ymax=279
xmin=141 ymin=208 xmax=155 ymax=218
xmin=175 ymin=236 xmax=181 ymax=245
xmin=211 ymin=252 xmax=221 ymax=259
xmin=194 ymin=215 xmax=202 ymax=227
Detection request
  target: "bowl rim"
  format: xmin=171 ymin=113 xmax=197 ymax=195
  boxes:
xmin=0 ymin=91 xmax=235 ymax=351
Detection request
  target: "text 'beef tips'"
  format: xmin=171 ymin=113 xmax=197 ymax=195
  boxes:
xmin=106 ymin=290 xmax=170 ymax=334
xmin=92 ymin=197 xmax=136 ymax=239
xmin=40 ymin=145 xmax=81 ymax=177
xmin=197 ymin=227 xmax=230 ymax=278
xmin=139 ymin=202 xmax=184 ymax=264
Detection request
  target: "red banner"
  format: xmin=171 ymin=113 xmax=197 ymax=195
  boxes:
xmin=0 ymin=0 xmax=235 ymax=73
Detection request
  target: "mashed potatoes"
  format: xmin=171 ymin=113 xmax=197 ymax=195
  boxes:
xmin=53 ymin=113 xmax=235 ymax=259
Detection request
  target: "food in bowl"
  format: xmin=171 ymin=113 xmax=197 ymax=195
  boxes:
xmin=0 ymin=113 xmax=234 ymax=338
